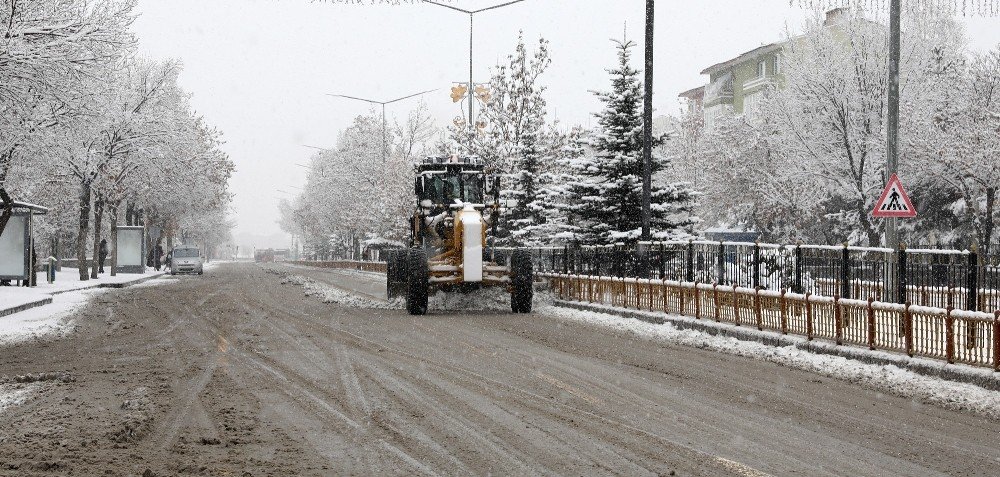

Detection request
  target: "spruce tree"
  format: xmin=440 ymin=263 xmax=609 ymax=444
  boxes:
xmin=530 ymin=125 xmax=588 ymax=244
xmin=574 ymin=39 xmax=698 ymax=244
xmin=505 ymin=108 xmax=545 ymax=245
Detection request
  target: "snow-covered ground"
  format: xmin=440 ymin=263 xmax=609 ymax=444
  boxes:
xmin=279 ymin=262 xmax=384 ymax=280
xmin=0 ymin=287 xmax=107 ymax=347
xmin=544 ymin=304 xmax=1000 ymax=420
xmin=0 ymin=268 xmax=163 ymax=311
xmin=1 ymin=269 xmax=167 ymax=346
xmin=0 ymin=269 xmax=172 ymax=414
xmin=0 ymin=383 xmax=36 ymax=416
xmin=280 ymin=274 xmax=398 ymax=309
xmin=280 ymin=270 xmax=549 ymax=313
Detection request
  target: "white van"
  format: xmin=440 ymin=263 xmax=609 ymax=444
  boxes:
xmin=170 ymin=245 xmax=204 ymax=275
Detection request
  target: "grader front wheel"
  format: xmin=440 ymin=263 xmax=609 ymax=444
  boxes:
xmin=510 ymin=249 xmax=533 ymax=313
xmin=386 ymin=250 xmax=407 ymax=299
xmin=406 ymin=248 xmax=429 ymax=315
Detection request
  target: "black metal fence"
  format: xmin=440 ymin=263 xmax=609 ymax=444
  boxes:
xmin=504 ymin=241 xmax=1000 ymax=313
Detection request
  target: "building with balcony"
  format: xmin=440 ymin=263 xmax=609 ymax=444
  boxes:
xmin=681 ymin=8 xmax=849 ymax=129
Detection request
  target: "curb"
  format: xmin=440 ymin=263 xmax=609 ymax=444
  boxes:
xmin=94 ymin=273 xmax=165 ymax=290
xmin=46 ymin=273 xmax=167 ymax=295
xmin=554 ymin=300 xmax=1000 ymax=392
xmin=0 ymin=273 xmax=166 ymax=318
xmin=0 ymin=298 xmax=54 ymax=319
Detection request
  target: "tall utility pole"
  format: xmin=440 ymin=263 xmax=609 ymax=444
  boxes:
xmin=326 ymin=89 xmax=436 ymax=163
xmin=641 ymin=0 xmax=654 ymax=241
xmin=424 ymin=0 xmax=527 ymax=130
xmin=884 ymin=0 xmax=901 ymax=250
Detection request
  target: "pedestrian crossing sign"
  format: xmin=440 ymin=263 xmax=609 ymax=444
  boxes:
xmin=872 ymin=173 xmax=916 ymax=218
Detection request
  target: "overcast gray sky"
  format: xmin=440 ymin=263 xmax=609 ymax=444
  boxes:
xmin=131 ymin=0 xmax=1000 ymax=251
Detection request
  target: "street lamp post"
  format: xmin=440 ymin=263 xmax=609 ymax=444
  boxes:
xmin=885 ymin=0 xmax=901 ymax=250
xmin=326 ymin=89 xmax=436 ymax=164
xmin=423 ymin=0 xmax=528 ymax=130
xmin=641 ymin=0 xmax=654 ymax=241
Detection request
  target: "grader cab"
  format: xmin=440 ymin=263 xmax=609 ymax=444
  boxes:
xmin=386 ymin=155 xmax=533 ymax=315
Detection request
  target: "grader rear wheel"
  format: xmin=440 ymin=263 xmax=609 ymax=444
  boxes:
xmin=510 ymin=249 xmax=533 ymax=313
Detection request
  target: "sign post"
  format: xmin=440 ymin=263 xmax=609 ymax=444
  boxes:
xmin=872 ymin=173 xmax=914 ymax=305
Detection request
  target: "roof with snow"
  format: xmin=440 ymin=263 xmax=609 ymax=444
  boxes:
xmin=699 ymin=9 xmax=865 ymax=77
xmin=704 ymin=224 xmax=759 ymax=234
xmin=363 ymin=237 xmax=404 ymax=246
xmin=700 ymin=42 xmax=783 ymax=76
xmin=0 ymin=200 xmax=49 ymax=214
xmin=678 ymin=85 xmax=705 ymax=99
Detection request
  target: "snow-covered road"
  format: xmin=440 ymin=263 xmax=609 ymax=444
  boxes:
xmin=1 ymin=262 xmax=998 ymax=475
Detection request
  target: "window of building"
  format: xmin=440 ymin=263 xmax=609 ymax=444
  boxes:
xmin=743 ymin=93 xmax=761 ymax=121
xmin=757 ymin=60 xmax=766 ymax=78
xmin=774 ymin=54 xmax=781 ymax=74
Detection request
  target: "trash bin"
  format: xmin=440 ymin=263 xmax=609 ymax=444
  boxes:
xmin=45 ymin=256 xmax=56 ymax=283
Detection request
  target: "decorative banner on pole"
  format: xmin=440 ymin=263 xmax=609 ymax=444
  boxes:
xmin=872 ymin=173 xmax=916 ymax=218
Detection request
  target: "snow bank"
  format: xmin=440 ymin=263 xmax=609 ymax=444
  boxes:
xmin=1 ymin=274 xmax=170 ymax=346
xmin=281 ymin=262 xmax=385 ymax=280
xmin=278 ymin=270 xmax=553 ymax=313
xmin=542 ymin=304 xmax=1000 ymax=420
xmin=281 ymin=275 xmax=399 ymax=309
xmin=0 ymin=384 xmax=36 ymax=415
xmin=0 ymin=287 xmax=51 ymax=314
xmin=130 ymin=277 xmax=178 ymax=288
xmin=0 ymin=288 xmax=106 ymax=347
xmin=427 ymin=286 xmax=555 ymax=312
xmin=427 ymin=287 xmax=510 ymax=312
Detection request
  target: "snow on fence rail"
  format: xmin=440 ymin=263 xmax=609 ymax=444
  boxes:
xmin=542 ymin=273 xmax=1000 ymax=370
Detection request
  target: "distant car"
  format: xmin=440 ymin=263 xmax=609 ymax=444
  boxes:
xmin=170 ymin=246 xmax=204 ymax=275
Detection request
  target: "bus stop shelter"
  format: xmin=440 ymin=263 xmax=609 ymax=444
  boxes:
xmin=0 ymin=198 xmax=49 ymax=286
xmin=115 ymin=226 xmax=146 ymax=274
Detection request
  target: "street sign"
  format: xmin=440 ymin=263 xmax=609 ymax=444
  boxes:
xmin=872 ymin=173 xmax=916 ymax=218
xmin=148 ymin=225 xmax=161 ymax=241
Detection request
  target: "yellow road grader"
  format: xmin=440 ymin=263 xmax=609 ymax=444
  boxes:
xmin=386 ymin=155 xmax=533 ymax=315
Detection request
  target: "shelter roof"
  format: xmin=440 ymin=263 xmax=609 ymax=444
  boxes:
xmin=0 ymin=200 xmax=49 ymax=214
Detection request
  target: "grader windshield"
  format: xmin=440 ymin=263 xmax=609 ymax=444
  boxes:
xmin=417 ymin=156 xmax=486 ymax=205
xmin=421 ymin=174 xmax=484 ymax=204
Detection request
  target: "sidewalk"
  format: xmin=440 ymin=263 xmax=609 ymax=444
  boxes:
xmin=0 ymin=269 xmax=166 ymax=318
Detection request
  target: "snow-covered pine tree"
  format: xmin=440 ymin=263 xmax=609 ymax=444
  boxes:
xmin=504 ymin=108 xmax=545 ymax=245
xmin=576 ymin=39 xmax=698 ymax=245
xmin=527 ymin=125 xmax=588 ymax=244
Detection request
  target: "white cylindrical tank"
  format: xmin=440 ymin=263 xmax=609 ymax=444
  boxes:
xmin=460 ymin=204 xmax=483 ymax=282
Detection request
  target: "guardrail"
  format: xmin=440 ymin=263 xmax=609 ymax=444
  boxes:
xmin=543 ymin=273 xmax=1000 ymax=370
xmin=504 ymin=242 xmax=1000 ymax=314
xmin=287 ymin=260 xmax=387 ymax=273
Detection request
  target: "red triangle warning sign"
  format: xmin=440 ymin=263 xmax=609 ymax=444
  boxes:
xmin=872 ymin=173 xmax=916 ymax=218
